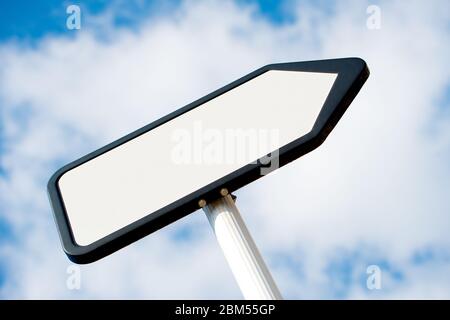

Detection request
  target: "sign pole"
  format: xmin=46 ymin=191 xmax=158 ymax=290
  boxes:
xmin=201 ymin=189 xmax=283 ymax=300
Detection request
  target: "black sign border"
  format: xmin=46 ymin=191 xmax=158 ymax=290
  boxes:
xmin=48 ymin=58 xmax=369 ymax=263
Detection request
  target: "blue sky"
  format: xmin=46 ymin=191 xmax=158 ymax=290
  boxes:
xmin=0 ymin=0 xmax=449 ymax=299
xmin=0 ymin=0 xmax=303 ymax=41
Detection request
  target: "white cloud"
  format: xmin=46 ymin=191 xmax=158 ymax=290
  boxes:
xmin=0 ymin=0 xmax=449 ymax=299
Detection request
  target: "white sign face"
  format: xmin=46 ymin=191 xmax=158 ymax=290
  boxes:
xmin=59 ymin=70 xmax=337 ymax=246
xmin=48 ymin=58 xmax=369 ymax=263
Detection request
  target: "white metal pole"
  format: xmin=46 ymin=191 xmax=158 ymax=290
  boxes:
xmin=201 ymin=189 xmax=282 ymax=300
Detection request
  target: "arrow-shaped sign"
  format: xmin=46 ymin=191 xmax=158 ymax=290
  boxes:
xmin=48 ymin=58 xmax=369 ymax=263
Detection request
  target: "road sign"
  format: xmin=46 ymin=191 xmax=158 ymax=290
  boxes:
xmin=48 ymin=58 xmax=369 ymax=263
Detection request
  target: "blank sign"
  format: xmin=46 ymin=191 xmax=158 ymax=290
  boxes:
xmin=48 ymin=58 xmax=369 ymax=263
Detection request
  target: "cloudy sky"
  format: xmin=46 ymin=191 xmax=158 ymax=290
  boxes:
xmin=0 ymin=0 xmax=449 ymax=299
